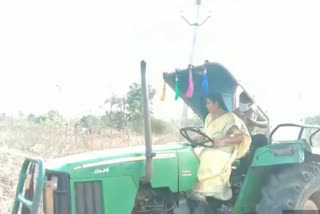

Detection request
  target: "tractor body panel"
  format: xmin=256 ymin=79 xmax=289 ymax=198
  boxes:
xmin=177 ymin=147 xmax=199 ymax=192
xmin=70 ymin=176 xmax=137 ymax=214
xmin=43 ymin=143 xmax=199 ymax=214
xmin=233 ymin=167 xmax=270 ymax=214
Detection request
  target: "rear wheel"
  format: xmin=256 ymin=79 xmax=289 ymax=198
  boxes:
xmin=256 ymin=162 xmax=320 ymax=214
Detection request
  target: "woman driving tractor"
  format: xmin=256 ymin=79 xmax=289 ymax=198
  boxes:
xmin=188 ymin=93 xmax=252 ymax=214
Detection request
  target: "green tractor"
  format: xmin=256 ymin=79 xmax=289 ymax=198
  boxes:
xmin=12 ymin=60 xmax=320 ymax=214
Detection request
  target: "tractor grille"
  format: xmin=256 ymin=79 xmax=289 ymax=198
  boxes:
xmin=45 ymin=171 xmax=71 ymax=214
xmin=75 ymin=181 xmax=104 ymax=214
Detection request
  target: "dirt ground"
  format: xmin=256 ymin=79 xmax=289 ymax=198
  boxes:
xmin=0 ymin=146 xmax=31 ymax=214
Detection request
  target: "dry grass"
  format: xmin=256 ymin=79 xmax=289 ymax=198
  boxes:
xmin=0 ymin=120 xmax=179 ymax=214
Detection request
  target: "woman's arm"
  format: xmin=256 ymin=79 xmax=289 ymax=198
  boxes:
xmin=214 ymin=134 xmax=244 ymax=147
xmin=214 ymin=125 xmax=244 ymax=147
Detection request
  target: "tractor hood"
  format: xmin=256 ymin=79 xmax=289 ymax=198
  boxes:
xmin=45 ymin=143 xmax=188 ymax=173
xmin=163 ymin=62 xmax=240 ymax=121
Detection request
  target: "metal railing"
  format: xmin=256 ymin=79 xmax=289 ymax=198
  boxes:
xmin=12 ymin=158 xmax=45 ymax=214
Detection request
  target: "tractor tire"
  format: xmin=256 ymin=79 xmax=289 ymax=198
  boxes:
xmin=256 ymin=162 xmax=320 ymax=214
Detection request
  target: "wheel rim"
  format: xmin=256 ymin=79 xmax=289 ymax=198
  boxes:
xmin=303 ymin=200 xmax=318 ymax=210
xmin=303 ymin=188 xmax=320 ymax=211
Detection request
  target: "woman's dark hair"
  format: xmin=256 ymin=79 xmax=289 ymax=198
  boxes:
xmin=206 ymin=92 xmax=228 ymax=111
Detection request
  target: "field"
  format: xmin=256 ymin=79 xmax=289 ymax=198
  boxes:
xmin=0 ymin=119 xmax=179 ymax=214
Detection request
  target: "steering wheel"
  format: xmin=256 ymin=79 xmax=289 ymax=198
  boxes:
xmin=180 ymin=127 xmax=214 ymax=148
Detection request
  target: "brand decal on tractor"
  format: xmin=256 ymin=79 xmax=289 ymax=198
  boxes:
xmin=94 ymin=167 xmax=110 ymax=175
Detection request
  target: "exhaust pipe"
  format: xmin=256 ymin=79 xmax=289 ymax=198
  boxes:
xmin=140 ymin=60 xmax=154 ymax=184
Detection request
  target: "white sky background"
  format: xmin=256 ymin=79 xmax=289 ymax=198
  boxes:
xmin=0 ymin=0 xmax=320 ymax=127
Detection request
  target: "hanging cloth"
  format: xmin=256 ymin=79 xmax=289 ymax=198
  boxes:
xmin=186 ymin=65 xmax=194 ymax=98
xmin=175 ymin=70 xmax=180 ymax=100
xmin=201 ymin=62 xmax=209 ymax=96
xmin=160 ymin=81 xmax=166 ymax=101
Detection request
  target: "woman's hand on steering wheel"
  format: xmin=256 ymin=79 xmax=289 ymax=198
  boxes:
xmin=179 ymin=127 xmax=214 ymax=148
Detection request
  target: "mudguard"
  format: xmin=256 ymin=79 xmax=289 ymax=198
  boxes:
xmin=251 ymin=141 xmax=305 ymax=167
xmin=233 ymin=142 xmax=306 ymax=214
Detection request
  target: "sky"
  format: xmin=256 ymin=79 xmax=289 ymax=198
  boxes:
xmin=0 ymin=0 xmax=320 ymax=127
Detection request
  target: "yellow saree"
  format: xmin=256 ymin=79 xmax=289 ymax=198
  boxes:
xmin=193 ymin=112 xmax=251 ymax=201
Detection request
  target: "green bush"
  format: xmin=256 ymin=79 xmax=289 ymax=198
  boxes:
xmin=151 ymin=117 xmax=175 ymax=135
xmin=78 ymin=115 xmax=102 ymax=129
xmin=128 ymin=117 xmax=175 ymax=135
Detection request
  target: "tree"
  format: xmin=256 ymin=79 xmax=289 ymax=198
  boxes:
xmin=102 ymin=82 xmax=156 ymax=133
xmin=104 ymin=95 xmax=127 ymax=130
xmin=104 ymin=95 xmax=123 ymax=114
xmin=79 ymin=115 xmax=102 ymax=129
xmin=100 ymin=114 xmax=111 ymax=128
xmin=126 ymin=82 xmax=156 ymax=133
xmin=45 ymin=110 xmax=65 ymax=127
xmin=27 ymin=110 xmax=66 ymax=127
xmin=27 ymin=113 xmax=37 ymax=123
xmin=305 ymin=114 xmax=320 ymax=125
xmin=303 ymin=114 xmax=320 ymax=146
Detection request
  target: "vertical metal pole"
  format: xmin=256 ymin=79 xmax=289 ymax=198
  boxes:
xmin=140 ymin=60 xmax=153 ymax=184
xmin=180 ymin=0 xmax=210 ymax=128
